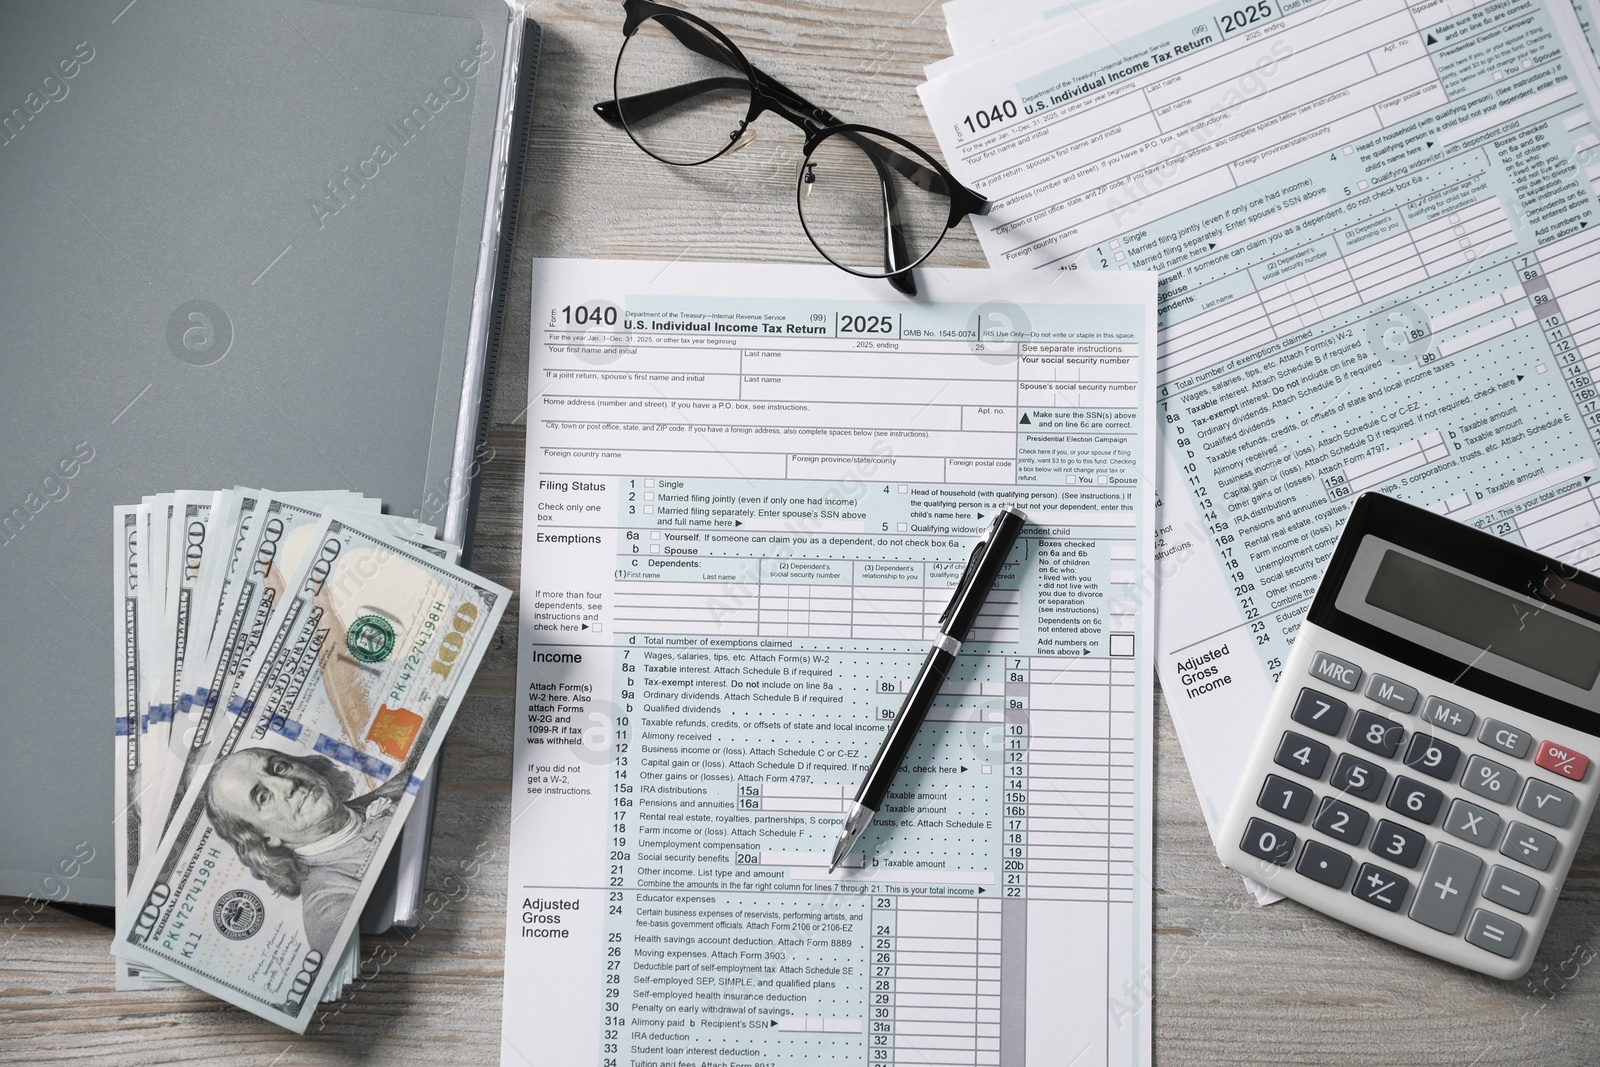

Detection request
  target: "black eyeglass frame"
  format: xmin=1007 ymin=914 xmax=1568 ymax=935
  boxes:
xmin=593 ymin=0 xmax=991 ymax=294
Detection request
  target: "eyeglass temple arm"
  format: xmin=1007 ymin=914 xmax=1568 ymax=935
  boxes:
xmin=870 ymin=151 xmax=918 ymax=296
xmin=593 ymin=77 xmax=749 ymax=128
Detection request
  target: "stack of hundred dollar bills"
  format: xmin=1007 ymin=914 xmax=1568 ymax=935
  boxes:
xmin=110 ymin=489 xmax=508 ymax=1031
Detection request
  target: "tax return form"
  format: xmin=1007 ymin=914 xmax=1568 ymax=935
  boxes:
xmin=938 ymin=0 xmax=1600 ymax=72
xmin=919 ymin=0 xmax=1600 ymax=901
xmin=500 ymin=260 xmax=1158 ymax=1067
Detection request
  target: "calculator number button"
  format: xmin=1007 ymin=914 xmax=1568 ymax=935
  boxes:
xmin=1386 ymin=775 xmax=1444 ymax=825
xmin=1465 ymin=909 xmax=1523 ymax=958
xmin=1409 ymin=842 xmax=1482 ymax=935
xmin=1420 ymin=696 xmax=1474 ymax=736
xmin=1402 ymin=733 xmax=1460 ymax=781
xmin=1353 ymin=862 xmax=1410 ymax=912
xmin=1314 ymin=797 xmax=1370 ymax=844
xmin=1462 ymin=755 xmax=1519 ymax=804
xmin=1240 ymin=817 xmax=1297 ymax=865
xmin=1329 ymin=752 xmax=1386 ymax=801
xmin=1256 ymin=774 xmax=1314 ymax=823
xmin=1310 ymin=651 xmax=1361 ymax=691
xmin=1479 ymin=718 xmax=1531 ymax=759
xmin=1296 ymin=840 xmax=1353 ymax=888
xmin=1274 ymin=731 xmax=1330 ymax=780
xmin=1500 ymin=821 xmax=1560 ymax=872
xmin=1365 ymin=673 xmax=1417 ymax=713
xmin=1534 ymin=740 xmax=1591 ymax=782
xmin=1482 ymin=865 xmax=1541 ymax=915
xmin=1442 ymin=798 xmax=1501 ymax=847
xmin=1289 ymin=688 xmax=1348 ymax=736
xmin=1369 ymin=818 xmax=1427 ymax=868
xmin=1349 ymin=710 xmax=1404 ymax=759
xmin=1518 ymin=779 xmax=1576 ymax=828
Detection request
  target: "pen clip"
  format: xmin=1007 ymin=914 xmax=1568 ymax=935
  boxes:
xmin=938 ymin=515 xmax=1002 ymax=627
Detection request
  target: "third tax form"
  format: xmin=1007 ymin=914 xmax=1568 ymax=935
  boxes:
xmin=920 ymin=0 xmax=1600 ymax=881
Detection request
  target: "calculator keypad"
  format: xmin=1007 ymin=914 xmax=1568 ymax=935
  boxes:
xmin=1349 ymin=710 xmax=1404 ymax=758
xmin=1226 ymin=639 xmax=1599 ymax=977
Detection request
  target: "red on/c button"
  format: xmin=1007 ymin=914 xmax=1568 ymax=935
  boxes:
xmin=1535 ymin=741 xmax=1591 ymax=781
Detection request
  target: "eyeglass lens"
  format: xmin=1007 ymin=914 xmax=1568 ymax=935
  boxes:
xmin=614 ymin=14 xmax=754 ymax=166
xmin=798 ymin=129 xmax=953 ymax=278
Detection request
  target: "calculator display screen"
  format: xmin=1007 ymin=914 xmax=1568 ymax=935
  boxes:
xmin=1366 ymin=550 xmax=1600 ymax=689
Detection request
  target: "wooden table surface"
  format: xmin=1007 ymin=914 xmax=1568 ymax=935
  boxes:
xmin=5 ymin=1 xmax=1600 ymax=1063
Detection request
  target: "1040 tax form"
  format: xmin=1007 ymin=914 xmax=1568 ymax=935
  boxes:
xmin=501 ymin=260 xmax=1157 ymax=1067
xmin=920 ymin=0 xmax=1600 ymax=889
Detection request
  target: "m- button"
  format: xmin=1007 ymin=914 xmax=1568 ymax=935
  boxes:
xmin=1365 ymin=673 xmax=1417 ymax=713
xmin=1309 ymin=652 xmax=1361 ymax=691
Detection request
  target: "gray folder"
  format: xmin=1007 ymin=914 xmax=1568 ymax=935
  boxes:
xmin=0 ymin=0 xmax=537 ymax=922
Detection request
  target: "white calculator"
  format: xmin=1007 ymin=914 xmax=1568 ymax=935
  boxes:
xmin=1219 ymin=492 xmax=1600 ymax=978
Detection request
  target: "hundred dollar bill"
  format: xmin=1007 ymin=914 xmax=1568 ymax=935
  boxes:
xmin=138 ymin=495 xmax=173 ymax=862
xmin=113 ymin=506 xmax=165 ymax=990
xmin=153 ymin=491 xmax=229 ymax=835
xmin=114 ymin=513 xmax=507 ymax=1031
xmin=156 ymin=496 xmax=448 ymax=832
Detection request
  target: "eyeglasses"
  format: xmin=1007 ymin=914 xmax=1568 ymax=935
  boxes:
xmin=594 ymin=0 xmax=990 ymax=295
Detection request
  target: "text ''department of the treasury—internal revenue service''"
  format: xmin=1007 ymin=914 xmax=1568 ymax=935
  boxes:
xmin=501 ymin=259 xmax=1159 ymax=1067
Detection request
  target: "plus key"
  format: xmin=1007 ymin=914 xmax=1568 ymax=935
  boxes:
xmin=1535 ymin=740 xmax=1591 ymax=782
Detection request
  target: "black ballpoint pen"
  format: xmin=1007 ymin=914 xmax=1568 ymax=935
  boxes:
xmin=829 ymin=506 xmax=1026 ymax=872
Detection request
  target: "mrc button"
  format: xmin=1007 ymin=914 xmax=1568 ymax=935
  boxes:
xmin=1309 ymin=652 xmax=1361 ymax=691
xmin=1535 ymin=741 xmax=1590 ymax=781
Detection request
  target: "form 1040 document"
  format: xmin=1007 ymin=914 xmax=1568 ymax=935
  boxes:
xmin=920 ymin=0 xmax=1600 ymax=889
xmin=500 ymin=260 xmax=1158 ymax=1067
